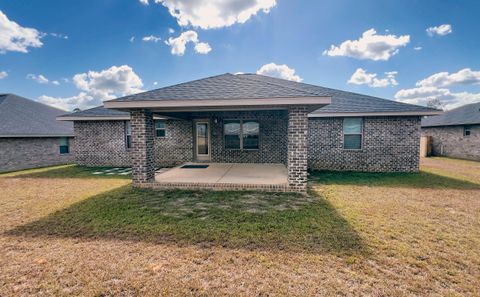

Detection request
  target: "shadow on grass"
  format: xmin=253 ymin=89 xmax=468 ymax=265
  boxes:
xmin=3 ymin=165 xmax=131 ymax=179
xmin=5 ymin=185 xmax=366 ymax=255
xmin=310 ymin=170 xmax=480 ymax=190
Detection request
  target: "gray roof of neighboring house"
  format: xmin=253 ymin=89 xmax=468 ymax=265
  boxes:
xmin=57 ymin=106 xmax=129 ymax=119
xmin=61 ymin=73 xmax=438 ymax=119
xmin=0 ymin=94 xmax=74 ymax=137
xmin=421 ymin=102 xmax=480 ymax=127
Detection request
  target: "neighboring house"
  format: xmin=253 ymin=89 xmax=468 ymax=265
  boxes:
xmin=58 ymin=73 xmax=440 ymax=192
xmin=421 ymin=102 xmax=480 ymax=161
xmin=0 ymin=94 xmax=74 ymax=172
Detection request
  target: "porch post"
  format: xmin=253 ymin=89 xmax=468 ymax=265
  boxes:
xmin=131 ymin=109 xmax=155 ymax=185
xmin=287 ymin=106 xmax=309 ymax=193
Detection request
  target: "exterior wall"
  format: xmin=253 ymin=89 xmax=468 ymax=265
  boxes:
xmin=308 ymin=116 xmax=421 ymax=172
xmin=131 ymin=109 xmax=155 ymax=184
xmin=74 ymin=121 xmax=130 ymax=166
xmin=72 ymin=114 xmax=422 ymax=174
xmin=0 ymin=137 xmax=74 ymax=173
xmin=197 ymin=110 xmax=288 ymax=164
xmin=73 ymin=119 xmax=192 ymax=167
xmin=421 ymin=125 xmax=480 ymax=161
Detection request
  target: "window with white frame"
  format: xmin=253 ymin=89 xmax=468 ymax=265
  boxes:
xmin=343 ymin=118 xmax=363 ymax=149
xmin=224 ymin=119 xmax=259 ymax=150
xmin=125 ymin=121 xmax=132 ymax=149
xmin=155 ymin=120 xmax=166 ymax=137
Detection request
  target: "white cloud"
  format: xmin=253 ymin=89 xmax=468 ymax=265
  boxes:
xmin=395 ymin=86 xmax=480 ymax=110
xmin=256 ymin=63 xmax=302 ymax=82
xmin=416 ymin=68 xmax=480 ymax=88
xmin=52 ymin=80 xmax=60 ymax=85
xmin=142 ymin=35 xmax=161 ymax=42
xmin=72 ymin=65 xmax=144 ymax=100
xmin=168 ymin=28 xmax=175 ymax=34
xmin=38 ymin=92 xmax=94 ymax=111
xmin=348 ymin=68 xmax=398 ymax=88
xmin=148 ymin=0 xmax=276 ymax=29
xmin=323 ymin=28 xmax=410 ymax=61
xmin=39 ymin=65 xmax=144 ymax=111
xmin=165 ymin=30 xmax=211 ymax=56
xmin=129 ymin=36 xmax=135 ymax=43
xmin=27 ymin=74 xmax=49 ymax=84
xmin=153 ymin=81 xmax=158 ymax=86
xmin=0 ymin=10 xmax=43 ymax=54
xmin=194 ymin=42 xmax=211 ymax=54
xmin=426 ymin=24 xmax=452 ymax=37
xmin=139 ymin=0 xmax=149 ymax=5
xmin=50 ymin=32 xmax=68 ymax=39
xmin=0 ymin=71 xmax=7 ymax=79
xmin=414 ymin=46 xmax=422 ymax=51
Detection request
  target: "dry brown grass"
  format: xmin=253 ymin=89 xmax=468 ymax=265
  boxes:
xmin=1 ymin=159 xmax=479 ymax=296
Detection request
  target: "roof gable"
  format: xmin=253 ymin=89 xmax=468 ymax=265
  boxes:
xmin=0 ymin=94 xmax=73 ymax=137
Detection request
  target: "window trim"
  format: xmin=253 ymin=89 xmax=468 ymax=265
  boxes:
xmin=155 ymin=120 xmax=166 ymax=138
xmin=464 ymin=125 xmax=471 ymax=137
xmin=224 ymin=119 xmax=260 ymax=151
xmin=125 ymin=121 xmax=132 ymax=149
xmin=59 ymin=137 xmax=70 ymax=154
xmin=342 ymin=117 xmax=363 ymax=150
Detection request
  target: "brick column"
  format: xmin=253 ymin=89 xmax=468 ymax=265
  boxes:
xmin=287 ymin=106 xmax=309 ymax=193
xmin=131 ymin=109 xmax=155 ymax=185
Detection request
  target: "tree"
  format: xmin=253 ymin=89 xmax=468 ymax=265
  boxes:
xmin=426 ymin=98 xmax=444 ymax=110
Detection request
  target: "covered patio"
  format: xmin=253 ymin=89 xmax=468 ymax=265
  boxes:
xmin=154 ymin=163 xmax=288 ymax=191
xmin=103 ymin=73 xmax=331 ymax=193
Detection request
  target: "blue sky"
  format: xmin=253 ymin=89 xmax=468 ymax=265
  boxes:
xmin=1 ymin=0 xmax=479 ymax=111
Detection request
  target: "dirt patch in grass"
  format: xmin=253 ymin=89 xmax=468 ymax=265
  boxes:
xmin=1 ymin=159 xmax=480 ymax=296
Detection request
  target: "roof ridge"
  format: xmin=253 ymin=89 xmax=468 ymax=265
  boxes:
xmin=237 ymin=74 xmax=322 ymax=97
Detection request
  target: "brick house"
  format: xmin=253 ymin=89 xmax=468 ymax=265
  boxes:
xmin=58 ymin=73 xmax=440 ymax=192
xmin=0 ymin=94 xmax=74 ymax=172
xmin=421 ymin=102 xmax=480 ymax=161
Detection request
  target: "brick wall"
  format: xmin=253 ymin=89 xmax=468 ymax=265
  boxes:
xmin=287 ymin=107 xmax=309 ymax=192
xmin=421 ymin=125 xmax=480 ymax=161
xmin=308 ymin=116 xmax=421 ymax=172
xmin=0 ymin=137 xmax=74 ymax=173
xmin=73 ymin=119 xmax=193 ymax=167
xmin=131 ymin=110 xmax=155 ymax=184
xmin=74 ymin=121 xmax=130 ymax=166
xmin=199 ymin=110 xmax=288 ymax=164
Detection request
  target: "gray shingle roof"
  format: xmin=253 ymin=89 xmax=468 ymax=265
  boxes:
xmin=57 ymin=106 xmax=129 ymax=118
xmin=0 ymin=94 xmax=73 ymax=137
xmin=66 ymin=73 xmax=439 ymax=119
xmin=421 ymin=102 xmax=480 ymax=127
xmin=238 ymin=74 xmax=439 ymax=114
xmin=111 ymin=73 xmax=320 ymax=102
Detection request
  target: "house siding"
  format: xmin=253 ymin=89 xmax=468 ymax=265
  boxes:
xmin=73 ymin=120 xmax=193 ymax=167
xmin=196 ymin=110 xmax=288 ymax=165
xmin=72 ymin=115 xmax=422 ymax=173
xmin=0 ymin=137 xmax=74 ymax=173
xmin=421 ymin=125 xmax=480 ymax=161
xmin=308 ymin=116 xmax=421 ymax=172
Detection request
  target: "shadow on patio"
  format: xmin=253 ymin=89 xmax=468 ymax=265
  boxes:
xmin=5 ymin=185 xmax=367 ymax=255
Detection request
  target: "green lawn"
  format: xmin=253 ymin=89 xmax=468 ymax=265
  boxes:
xmin=1 ymin=164 xmax=131 ymax=179
xmin=8 ymin=186 xmax=364 ymax=254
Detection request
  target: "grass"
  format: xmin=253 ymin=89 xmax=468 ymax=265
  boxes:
xmin=7 ymin=186 xmax=364 ymax=254
xmin=1 ymin=158 xmax=479 ymax=296
xmin=0 ymin=164 xmax=131 ymax=179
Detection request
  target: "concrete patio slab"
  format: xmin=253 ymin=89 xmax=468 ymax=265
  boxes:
xmin=155 ymin=163 xmax=288 ymax=185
